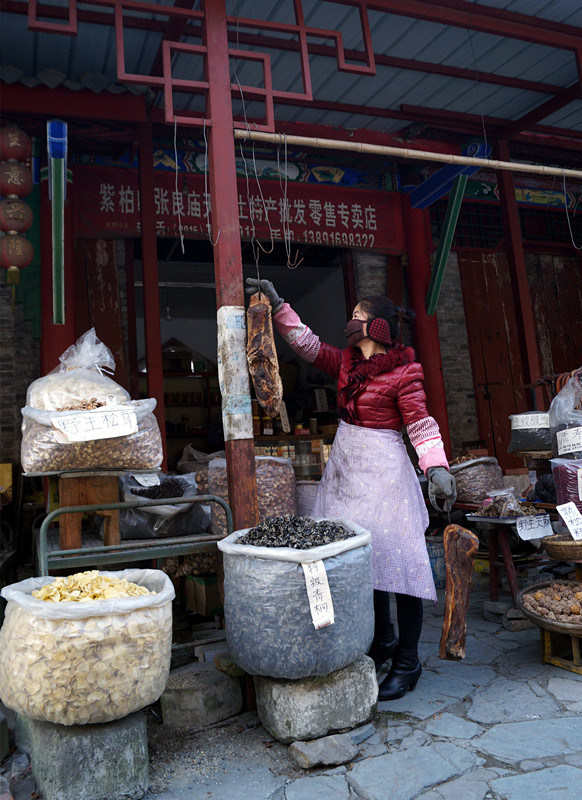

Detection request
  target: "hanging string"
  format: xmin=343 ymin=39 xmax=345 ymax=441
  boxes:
xmin=231 ymin=0 xmax=275 ymax=264
xmin=562 ymin=171 xmax=582 ymax=250
xmin=276 ymin=134 xmax=303 ymax=269
xmin=202 ymin=118 xmax=220 ymax=247
xmin=467 ymin=15 xmax=489 ymax=154
xmin=173 ymin=117 xmax=185 ymax=255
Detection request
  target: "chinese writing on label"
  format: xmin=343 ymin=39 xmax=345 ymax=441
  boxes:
xmin=51 ymin=408 xmax=138 ymax=443
xmin=556 ymin=502 xmax=582 ymax=540
xmin=557 ymin=427 xmax=582 ymax=456
xmin=511 ymin=413 xmax=550 ymax=430
xmin=515 ymin=514 xmax=553 ymax=541
xmin=302 ymin=560 xmax=335 ymax=629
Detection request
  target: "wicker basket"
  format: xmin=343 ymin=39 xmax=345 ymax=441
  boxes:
xmin=449 ymin=457 xmax=504 ymax=503
xmin=516 ymin=579 xmax=582 ymax=635
xmin=542 ymin=534 xmax=582 ymax=561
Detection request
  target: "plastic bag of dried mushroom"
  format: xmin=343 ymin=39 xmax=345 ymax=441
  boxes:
xmin=0 ymin=569 xmax=175 ymax=725
xmin=520 ymin=581 xmax=582 ymax=625
xmin=218 ymin=515 xmax=374 ymax=679
xmin=20 ymin=328 xmax=163 ymax=472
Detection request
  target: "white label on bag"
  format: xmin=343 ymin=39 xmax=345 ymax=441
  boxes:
xmin=511 ymin=413 xmax=549 ymax=430
xmin=51 ymin=407 xmax=138 ymax=442
xmin=302 ymin=560 xmax=334 ymax=629
xmin=516 ymin=514 xmax=553 ymax=540
xmin=132 ymin=473 xmax=160 ymax=487
xmin=279 ymin=400 xmax=291 ymax=433
xmin=556 ymin=502 xmax=582 ymax=540
xmin=557 ymin=427 xmax=582 ymax=455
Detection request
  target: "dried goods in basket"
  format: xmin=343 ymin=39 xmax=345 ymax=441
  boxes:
xmin=541 ymin=533 xmax=582 ymax=562
xmin=517 ymin=580 xmax=582 ymax=634
xmin=448 ymin=456 xmax=504 ymax=504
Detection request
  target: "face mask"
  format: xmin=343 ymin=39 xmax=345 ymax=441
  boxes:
xmin=344 ymin=318 xmax=367 ymax=347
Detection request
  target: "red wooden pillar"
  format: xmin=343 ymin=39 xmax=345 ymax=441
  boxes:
xmin=401 ymin=195 xmax=452 ymax=455
xmin=40 ymin=171 xmax=76 ymax=373
xmin=495 ymin=140 xmax=544 ymax=410
xmin=205 ymin=0 xmax=259 ymax=531
xmin=138 ymin=122 xmax=167 ymax=468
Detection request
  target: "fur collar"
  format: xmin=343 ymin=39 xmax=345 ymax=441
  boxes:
xmin=346 ymin=344 xmax=415 ymax=377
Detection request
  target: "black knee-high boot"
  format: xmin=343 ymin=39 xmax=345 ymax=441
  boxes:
xmin=378 ymin=594 xmax=423 ymax=700
xmin=368 ymin=590 xmax=398 ymax=671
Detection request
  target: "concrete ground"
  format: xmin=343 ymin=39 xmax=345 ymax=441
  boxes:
xmin=2 ymin=581 xmax=582 ymax=800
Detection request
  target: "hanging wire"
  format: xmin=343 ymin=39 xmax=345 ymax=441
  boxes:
xmin=562 ymin=171 xmax=582 ymax=250
xmin=467 ymin=15 xmax=489 ymax=154
xmin=173 ymin=117 xmax=185 ymax=255
xmin=202 ymin=118 xmax=220 ymax=247
xmin=276 ymin=134 xmax=303 ymax=269
xmin=230 ymin=0 xmax=275 ymax=269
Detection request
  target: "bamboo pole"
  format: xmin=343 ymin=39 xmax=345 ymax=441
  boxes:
xmin=233 ymin=128 xmax=582 ymax=181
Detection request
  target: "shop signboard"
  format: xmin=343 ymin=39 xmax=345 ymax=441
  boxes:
xmin=75 ymin=166 xmax=404 ymax=252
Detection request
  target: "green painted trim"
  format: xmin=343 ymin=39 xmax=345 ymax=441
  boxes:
xmin=426 ymin=174 xmax=468 ymax=316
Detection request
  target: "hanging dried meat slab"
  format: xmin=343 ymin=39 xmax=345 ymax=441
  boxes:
xmin=246 ymin=292 xmax=283 ymax=418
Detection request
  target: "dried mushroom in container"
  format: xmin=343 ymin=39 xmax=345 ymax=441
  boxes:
xmin=521 ymin=581 xmax=582 ymax=625
xmin=474 ymin=488 xmax=541 ymax=518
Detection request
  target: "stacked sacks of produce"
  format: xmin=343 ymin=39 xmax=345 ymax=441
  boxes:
xmin=209 ymin=456 xmax=296 ymax=537
xmin=217 ymin=514 xmax=374 ymax=679
xmin=118 ymin=473 xmax=211 ymax=539
xmin=0 ymin=569 xmax=174 ymax=725
xmin=21 ymin=329 xmax=162 ymax=473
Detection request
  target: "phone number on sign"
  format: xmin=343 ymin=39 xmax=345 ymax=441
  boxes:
xmin=239 ymin=226 xmax=375 ymax=248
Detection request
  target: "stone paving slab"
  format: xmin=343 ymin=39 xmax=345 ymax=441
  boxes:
xmin=467 ymin=676 xmax=559 ymax=723
xmin=415 ymin=767 xmax=507 ymax=800
xmin=346 ymin=743 xmax=479 ymax=800
xmin=490 ymin=764 xmax=582 ymax=799
xmin=474 ymin=716 xmax=582 ymax=762
xmin=284 ymin=774 xmax=351 ymax=800
xmin=423 ymin=712 xmax=483 ymax=739
xmin=377 ymin=681 xmax=461 ymax=719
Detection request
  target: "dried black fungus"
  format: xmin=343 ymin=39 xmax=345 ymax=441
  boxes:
xmin=132 ymin=477 xmax=186 ymax=499
xmin=238 ymin=514 xmax=356 ymax=549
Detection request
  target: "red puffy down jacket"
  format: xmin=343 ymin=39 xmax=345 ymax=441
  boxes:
xmin=313 ymin=341 xmax=431 ymax=430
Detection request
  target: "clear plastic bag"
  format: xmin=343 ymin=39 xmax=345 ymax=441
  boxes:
xmin=0 ymin=569 xmax=174 ymax=725
xmin=21 ymin=399 xmax=162 ymax=472
xmin=549 ymin=374 xmax=582 ymax=459
xmin=21 ymin=329 xmax=162 ymax=473
xmin=507 ymin=412 xmax=552 ymax=454
xmin=218 ymin=520 xmax=373 ymax=679
xmin=209 ymin=456 xmax=297 ymax=536
xmin=119 ymin=473 xmax=211 ymax=539
xmin=551 ymin=458 xmax=582 ymax=511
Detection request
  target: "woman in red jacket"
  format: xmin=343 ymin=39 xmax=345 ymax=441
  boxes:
xmin=246 ymin=279 xmax=456 ymax=700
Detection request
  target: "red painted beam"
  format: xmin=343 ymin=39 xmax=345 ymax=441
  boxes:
xmin=1 ymin=83 xmax=147 ymax=122
xmin=494 ymin=140 xmax=544 ymax=410
xmin=339 ymin=0 xmax=582 ymax=51
xmin=138 ymin=121 xmax=167 ymax=469
xmin=205 ymin=0 xmax=259 ymax=532
xmin=496 ymin=83 xmax=581 ymax=139
xmin=401 ymin=195 xmax=451 ymax=456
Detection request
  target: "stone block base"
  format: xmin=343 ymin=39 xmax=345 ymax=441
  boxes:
xmin=0 ymin=710 xmax=8 ymax=762
xmin=254 ymin=655 xmax=378 ymax=743
xmin=29 ymin=711 xmax=148 ymax=800
xmin=160 ymin=661 xmax=243 ymax=728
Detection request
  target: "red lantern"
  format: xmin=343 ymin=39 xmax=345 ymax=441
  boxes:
xmin=0 ymin=125 xmax=32 ymax=162
xmin=0 ymin=198 xmax=33 ymax=233
xmin=0 ymin=233 xmax=33 ymax=285
xmin=0 ymin=161 xmax=33 ymax=198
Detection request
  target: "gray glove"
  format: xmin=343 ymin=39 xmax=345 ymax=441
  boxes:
xmin=245 ymin=278 xmax=284 ymax=313
xmin=427 ymin=467 xmax=457 ymax=513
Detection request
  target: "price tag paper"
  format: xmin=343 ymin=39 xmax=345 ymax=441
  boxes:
xmin=516 ymin=514 xmax=553 ymax=541
xmin=51 ymin=407 xmax=138 ymax=443
xmin=556 ymin=502 xmax=582 ymax=540
xmin=302 ymin=560 xmax=334 ymax=629
xmin=511 ymin=413 xmax=549 ymax=430
xmin=557 ymin=427 xmax=582 ymax=456
xmin=131 ymin=473 xmax=160 ymax=487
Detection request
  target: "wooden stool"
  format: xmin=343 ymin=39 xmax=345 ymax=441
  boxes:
xmin=58 ymin=472 xmax=121 ymax=550
xmin=539 ymin=627 xmax=582 ymax=675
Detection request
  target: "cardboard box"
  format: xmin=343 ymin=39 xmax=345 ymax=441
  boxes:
xmin=185 ymin=576 xmax=222 ymax=616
